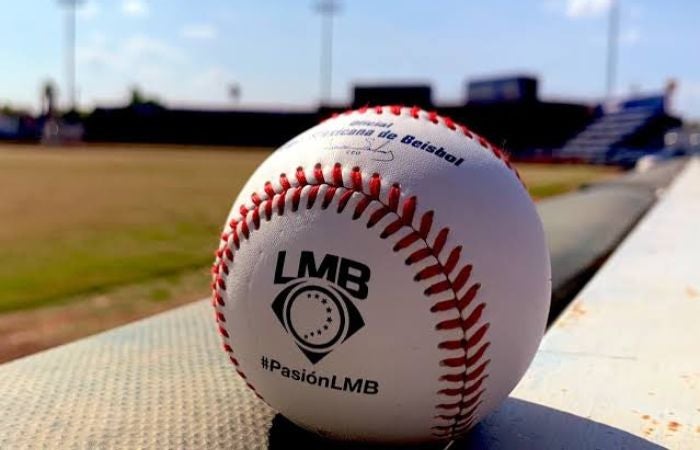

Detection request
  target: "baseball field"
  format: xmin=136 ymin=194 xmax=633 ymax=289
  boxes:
xmin=0 ymin=144 xmax=620 ymax=362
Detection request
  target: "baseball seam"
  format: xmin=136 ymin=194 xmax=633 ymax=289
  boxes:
xmin=212 ymin=106 xmax=519 ymax=439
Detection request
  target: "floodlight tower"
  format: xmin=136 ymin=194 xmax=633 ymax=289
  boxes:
xmin=314 ymin=0 xmax=341 ymax=106
xmin=605 ymin=0 xmax=620 ymax=101
xmin=58 ymin=0 xmax=83 ymax=111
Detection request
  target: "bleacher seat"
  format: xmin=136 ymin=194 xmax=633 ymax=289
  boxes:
xmin=558 ymin=105 xmax=661 ymax=163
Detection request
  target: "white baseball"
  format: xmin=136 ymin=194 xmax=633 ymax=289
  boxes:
xmin=212 ymin=106 xmax=550 ymax=444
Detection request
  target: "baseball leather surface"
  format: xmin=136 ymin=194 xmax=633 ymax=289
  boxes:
xmin=212 ymin=106 xmax=551 ymax=443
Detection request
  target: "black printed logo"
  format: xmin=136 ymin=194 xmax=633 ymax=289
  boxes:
xmin=272 ymin=251 xmax=370 ymax=364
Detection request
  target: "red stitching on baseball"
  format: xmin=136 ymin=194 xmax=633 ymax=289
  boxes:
xmin=353 ymin=196 xmax=372 ymax=220
xmin=307 ymin=185 xmax=320 ymax=209
xmin=418 ymin=211 xmax=433 ymax=238
xmin=388 ymin=183 xmax=401 ymax=211
xmin=415 ymin=264 xmax=443 ymax=281
xmin=369 ymin=173 xmax=381 ymax=198
xmin=401 ymin=196 xmax=416 ymax=224
xmin=441 ymin=342 xmax=490 ymax=368
xmin=436 ymin=390 xmax=483 ymax=411
xmin=393 ymin=232 xmax=420 ymax=252
xmin=264 ymin=181 xmax=275 ymax=198
xmin=351 ymin=166 xmax=362 ymax=190
xmin=435 ymin=406 xmax=476 ymax=420
xmin=276 ymin=191 xmax=285 ymax=215
xmin=380 ymin=219 xmax=404 ymax=240
xmin=405 ymin=247 xmax=432 ymax=265
xmin=292 ymin=187 xmax=303 ymax=211
xmin=460 ymin=124 xmax=474 ymax=139
xmin=443 ymin=246 xmax=462 ymax=275
xmin=432 ymin=228 xmax=449 ymax=256
xmin=433 ymin=401 xmax=481 ymax=434
xmin=337 ymin=189 xmax=354 ymax=213
xmin=279 ymin=173 xmax=291 ymax=190
xmin=424 ymin=280 xmax=452 ymax=296
xmin=212 ymin=107 xmax=508 ymax=438
xmin=314 ymin=163 xmax=325 ymax=183
xmin=332 ymin=162 xmax=343 ymax=185
xmin=367 ymin=206 xmax=390 ymax=228
xmin=438 ymin=375 xmax=488 ymax=398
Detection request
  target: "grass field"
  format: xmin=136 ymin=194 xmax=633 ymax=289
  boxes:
xmin=517 ymin=163 xmax=621 ymax=199
xmin=0 ymin=144 xmax=620 ymax=362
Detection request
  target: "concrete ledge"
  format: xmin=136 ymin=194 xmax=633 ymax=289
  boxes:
xmin=587 ymin=158 xmax=688 ymax=193
xmin=541 ymin=159 xmax=686 ymax=320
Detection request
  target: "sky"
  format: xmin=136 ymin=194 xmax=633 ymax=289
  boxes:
xmin=0 ymin=0 xmax=698 ymax=118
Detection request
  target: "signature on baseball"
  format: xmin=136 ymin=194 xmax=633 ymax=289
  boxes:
xmin=328 ymin=138 xmax=395 ymax=162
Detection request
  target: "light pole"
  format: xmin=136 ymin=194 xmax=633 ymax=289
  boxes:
xmin=314 ymin=0 xmax=341 ymax=106
xmin=58 ymin=0 xmax=83 ymax=112
xmin=605 ymin=0 xmax=619 ymax=101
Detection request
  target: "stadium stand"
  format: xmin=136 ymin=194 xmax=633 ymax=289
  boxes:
xmin=467 ymin=75 xmax=539 ymax=104
xmin=351 ymin=85 xmax=433 ymax=109
xmin=558 ymin=95 xmax=681 ymax=165
xmin=0 ymin=112 xmax=40 ymax=141
xmin=3 ymin=76 xmax=683 ymax=167
xmin=0 ymin=75 xmax=578 ymax=153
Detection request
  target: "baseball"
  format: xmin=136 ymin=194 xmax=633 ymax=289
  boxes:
xmin=212 ymin=105 xmax=551 ymax=443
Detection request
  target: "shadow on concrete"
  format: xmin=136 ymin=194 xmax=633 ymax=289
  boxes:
xmin=267 ymin=398 xmax=663 ymax=450
xmin=268 ymin=414 xmax=443 ymax=450
xmin=456 ymin=398 xmax=663 ymax=450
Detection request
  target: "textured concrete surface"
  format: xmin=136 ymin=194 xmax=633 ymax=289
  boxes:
xmin=540 ymin=159 xmax=686 ymax=319
xmin=0 ymin=300 xmax=276 ymax=449
xmin=0 ymin=159 xmax=693 ymax=449
xmin=475 ymin=158 xmax=700 ymax=449
xmin=539 ymin=186 xmax=654 ymax=316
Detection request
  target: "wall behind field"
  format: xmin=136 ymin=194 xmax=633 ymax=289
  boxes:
xmin=83 ymin=101 xmax=593 ymax=153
